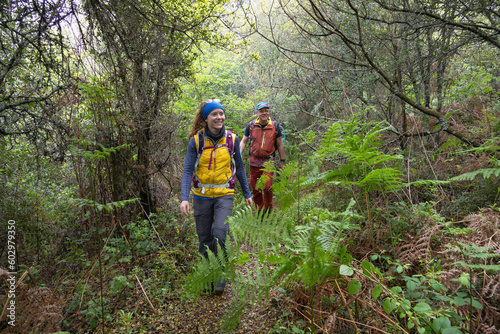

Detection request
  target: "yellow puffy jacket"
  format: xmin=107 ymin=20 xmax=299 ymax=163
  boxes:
xmin=192 ymin=130 xmax=236 ymax=198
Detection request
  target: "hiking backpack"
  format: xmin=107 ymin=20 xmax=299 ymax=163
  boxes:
xmin=192 ymin=130 xmax=236 ymax=193
xmin=248 ymin=118 xmax=285 ymax=158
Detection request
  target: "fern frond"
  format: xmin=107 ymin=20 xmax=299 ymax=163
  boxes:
xmin=403 ymin=179 xmax=451 ymax=187
xmin=317 ymin=199 xmax=361 ymax=253
xmin=182 ymin=241 xmax=235 ymax=300
xmin=69 ymin=197 xmax=139 ymax=212
xmin=453 ymin=261 xmax=500 ymax=272
xmin=220 ymin=273 xmax=253 ymax=332
xmin=450 ymin=168 xmax=500 ymax=181
xmin=356 ymin=168 xmax=403 ymax=190
xmin=229 ymin=206 xmax=294 ymax=252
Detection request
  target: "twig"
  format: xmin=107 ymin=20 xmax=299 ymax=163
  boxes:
xmin=115 ymin=216 xmax=141 ymax=262
xmin=26 ymin=268 xmax=38 ymax=287
xmin=65 ymin=224 xmax=116 ymax=303
xmin=334 ymin=314 xmax=391 ymax=334
xmin=335 ymin=280 xmax=360 ymax=333
xmin=134 ymin=274 xmax=157 ymax=314
xmin=336 ymin=283 xmax=410 ymax=334
xmin=293 ymin=308 xmax=323 ymax=331
xmin=134 ymin=191 xmax=167 ymax=250
xmin=0 ymin=270 xmax=30 ymax=321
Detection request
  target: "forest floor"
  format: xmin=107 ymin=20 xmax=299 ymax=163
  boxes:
xmin=0 ymin=225 xmax=289 ymax=334
xmin=124 ymin=282 xmax=282 ymax=334
xmin=0 ymin=263 xmax=284 ymax=334
xmin=114 ymin=245 xmax=286 ymax=334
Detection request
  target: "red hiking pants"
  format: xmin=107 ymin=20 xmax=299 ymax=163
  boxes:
xmin=249 ymin=166 xmax=274 ymax=210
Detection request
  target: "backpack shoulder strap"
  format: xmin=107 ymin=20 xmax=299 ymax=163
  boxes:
xmin=249 ymin=119 xmax=257 ymax=132
xmin=195 ymin=130 xmax=204 ymax=155
xmin=225 ymin=130 xmax=235 ymax=156
xmin=271 ymin=118 xmax=279 ymax=134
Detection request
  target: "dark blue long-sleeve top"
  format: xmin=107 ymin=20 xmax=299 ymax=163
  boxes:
xmin=180 ymin=132 xmax=252 ymax=202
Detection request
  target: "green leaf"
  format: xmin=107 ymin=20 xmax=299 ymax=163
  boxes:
xmin=339 ymin=265 xmax=354 ymax=276
xmin=406 ymin=278 xmax=420 ymax=291
xmin=442 ymin=328 xmax=463 ymax=334
xmin=118 ymin=256 xmax=131 ymax=263
xmin=258 ymin=253 xmax=266 ymax=263
xmin=432 ymin=317 xmax=451 ymax=331
xmin=361 ymin=260 xmax=376 ymax=276
xmin=372 ymin=284 xmax=383 ymax=300
xmin=237 ymin=253 xmax=250 ymax=266
xmin=413 ymin=302 xmax=432 ymax=313
xmin=348 ymin=279 xmax=362 ymax=295
xmin=390 ymin=286 xmax=402 ymax=294
xmin=452 ymin=296 xmax=466 ymax=306
xmin=458 ymin=273 xmax=470 ymax=286
xmin=267 ymin=253 xmax=278 ymax=264
xmin=431 ymin=283 xmax=446 ymax=292
xmin=467 ymin=298 xmax=483 ymax=310
xmin=383 ymin=298 xmax=397 ymax=314
xmin=400 ymin=299 xmax=411 ymax=311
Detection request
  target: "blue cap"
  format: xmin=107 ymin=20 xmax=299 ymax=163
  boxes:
xmin=256 ymin=102 xmax=269 ymax=111
xmin=202 ymin=101 xmax=224 ymax=120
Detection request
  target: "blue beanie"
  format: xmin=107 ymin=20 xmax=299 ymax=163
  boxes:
xmin=202 ymin=101 xmax=224 ymax=120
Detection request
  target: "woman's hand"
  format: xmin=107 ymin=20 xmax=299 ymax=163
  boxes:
xmin=245 ymin=197 xmax=253 ymax=207
xmin=180 ymin=200 xmax=190 ymax=217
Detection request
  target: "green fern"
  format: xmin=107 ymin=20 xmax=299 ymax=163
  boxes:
xmin=69 ymin=139 xmax=131 ymax=160
xmin=229 ymin=205 xmax=294 ymax=252
xmin=403 ymin=179 xmax=450 ymax=187
xmin=316 ymin=111 xmax=403 ymax=192
xmin=356 ymin=168 xmax=404 ymax=191
xmin=448 ymin=139 xmax=500 ymax=182
xmin=451 ymin=242 xmax=500 ymax=273
xmin=450 ymin=168 xmax=500 ymax=181
xmin=182 ymin=240 xmax=238 ymax=299
xmin=70 ymin=198 xmax=139 ymax=212
xmin=183 ymin=200 xmax=360 ymax=331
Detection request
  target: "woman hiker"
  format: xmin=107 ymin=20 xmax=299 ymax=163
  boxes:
xmin=180 ymin=99 xmax=253 ymax=294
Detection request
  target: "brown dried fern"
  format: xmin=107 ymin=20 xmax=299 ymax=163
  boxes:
xmin=1 ymin=285 xmax=64 ymax=334
xmin=395 ymin=224 xmax=441 ymax=272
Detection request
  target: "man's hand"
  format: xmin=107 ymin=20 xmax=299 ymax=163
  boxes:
xmin=245 ymin=197 xmax=253 ymax=207
xmin=180 ymin=200 xmax=190 ymax=217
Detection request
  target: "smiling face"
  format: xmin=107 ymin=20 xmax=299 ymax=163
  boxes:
xmin=205 ymin=108 xmax=225 ymax=134
xmin=256 ymin=107 xmax=269 ymax=124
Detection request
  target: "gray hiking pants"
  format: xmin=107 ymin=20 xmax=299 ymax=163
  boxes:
xmin=193 ymin=195 xmax=234 ymax=258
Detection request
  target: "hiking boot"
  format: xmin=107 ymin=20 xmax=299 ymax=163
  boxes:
xmin=214 ymin=278 xmax=226 ymax=295
xmin=203 ymin=282 xmax=214 ymax=294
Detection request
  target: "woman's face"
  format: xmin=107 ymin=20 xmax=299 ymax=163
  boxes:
xmin=205 ymin=108 xmax=225 ymax=134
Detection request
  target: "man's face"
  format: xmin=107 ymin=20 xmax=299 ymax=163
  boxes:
xmin=256 ymin=107 xmax=269 ymax=124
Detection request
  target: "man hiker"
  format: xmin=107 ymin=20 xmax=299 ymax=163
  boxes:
xmin=240 ymin=102 xmax=285 ymax=216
